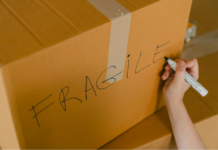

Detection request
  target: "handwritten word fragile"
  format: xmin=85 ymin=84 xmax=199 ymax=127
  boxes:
xmin=29 ymin=41 xmax=170 ymax=127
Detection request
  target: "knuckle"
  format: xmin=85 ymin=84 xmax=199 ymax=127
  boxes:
xmin=177 ymin=60 xmax=186 ymax=66
xmin=192 ymin=58 xmax=198 ymax=63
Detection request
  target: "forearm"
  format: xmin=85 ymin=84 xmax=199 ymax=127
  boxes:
xmin=165 ymin=98 xmax=207 ymax=149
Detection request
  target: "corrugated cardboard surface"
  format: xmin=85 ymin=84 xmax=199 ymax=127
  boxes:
xmin=101 ymin=52 xmax=218 ymax=149
xmin=100 ymin=89 xmax=218 ymax=149
xmin=100 ymin=106 xmax=172 ymax=149
xmin=0 ymin=68 xmax=20 ymax=149
xmin=0 ymin=0 xmax=109 ymax=65
xmin=192 ymin=52 xmax=218 ymax=148
xmin=0 ymin=0 xmax=191 ymax=149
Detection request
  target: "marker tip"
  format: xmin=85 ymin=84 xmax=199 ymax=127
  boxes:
xmin=164 ymin=57 xmax=169 ymax=61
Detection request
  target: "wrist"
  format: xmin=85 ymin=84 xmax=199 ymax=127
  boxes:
xmin=164 ymin=98 xmax=186 ymax=116
xmin=164 ymin=96 xmax=184 ymax=106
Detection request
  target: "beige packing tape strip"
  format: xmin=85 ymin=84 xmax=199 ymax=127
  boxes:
xmin=87 ymin=0 xmax=131 ymax=83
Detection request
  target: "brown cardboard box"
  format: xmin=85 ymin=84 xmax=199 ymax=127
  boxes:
xmin=100 ymin=52 xmax=218 ymax=149
xmin=0 ymin=0 xmax=192 ymax=149
xmin=189 ymin=0 xmax=218 ymax=36
xmin=193 ymin=52 xmax=218 ymax=149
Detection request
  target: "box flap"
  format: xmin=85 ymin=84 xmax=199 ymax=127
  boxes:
xmin=0 ymin=67 xmax=20 ymax=149
xmin=0 ymin=0 xmax=160 ymax=65
xmin=116 ymin=0 xmax=160 ymax=12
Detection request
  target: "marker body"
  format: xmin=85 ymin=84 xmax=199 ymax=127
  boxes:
xmin=166 ymin=58 xmax=208 ymax=97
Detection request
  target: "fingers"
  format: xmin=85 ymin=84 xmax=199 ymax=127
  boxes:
xmin=172 ymin=60 xmax=186 ymax=85
xmin=186 ymin=58 xmax=198 ymax=70
xmin=163 ymin=58 xmax=198 ymax=80
xmin=163 ymin=58 xmax=185 ymax=80
xmin=165 ymin=58 xmax=186 ymax=70
xmin=186 ymin=58 xmax=199 ymax=80
xmin=162 ymin=69 xmax=174 ymax=80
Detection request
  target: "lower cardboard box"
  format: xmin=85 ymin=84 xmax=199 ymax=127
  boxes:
xmin=100 ymin=52 xmax=218 ymax=149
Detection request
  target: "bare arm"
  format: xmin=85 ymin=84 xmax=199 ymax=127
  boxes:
xmin=162 ymin=59 xmax=206 ymax=149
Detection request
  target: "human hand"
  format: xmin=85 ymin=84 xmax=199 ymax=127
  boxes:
xmin=162 ymin=58 xmax=199 ymax=102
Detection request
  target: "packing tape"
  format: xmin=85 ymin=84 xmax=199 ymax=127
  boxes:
xmin=87 ymin=0 xmax=131 ymax=83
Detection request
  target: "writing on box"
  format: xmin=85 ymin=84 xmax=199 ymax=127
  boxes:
xmin=29 ymin=41 xmax=171 ymax=127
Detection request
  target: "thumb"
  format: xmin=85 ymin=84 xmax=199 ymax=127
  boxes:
xmin=172 ymin=61 xmax=186 ymax=85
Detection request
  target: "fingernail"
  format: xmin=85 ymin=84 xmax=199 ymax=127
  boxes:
xmin=179 ymin=61 xmax=185 ymax=66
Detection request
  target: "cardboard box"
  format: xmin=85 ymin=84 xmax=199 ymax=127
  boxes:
xmin=189 ymin=0 xmax=218 ymax=36
xmin=100 ymin=52 xmax=218 ymax=149
xmin=0 ymin=0 xmax=192 ymax=149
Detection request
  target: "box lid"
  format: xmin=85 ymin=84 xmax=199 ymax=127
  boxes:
xmin=0 ymin=0 xmax=159 ymax=65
